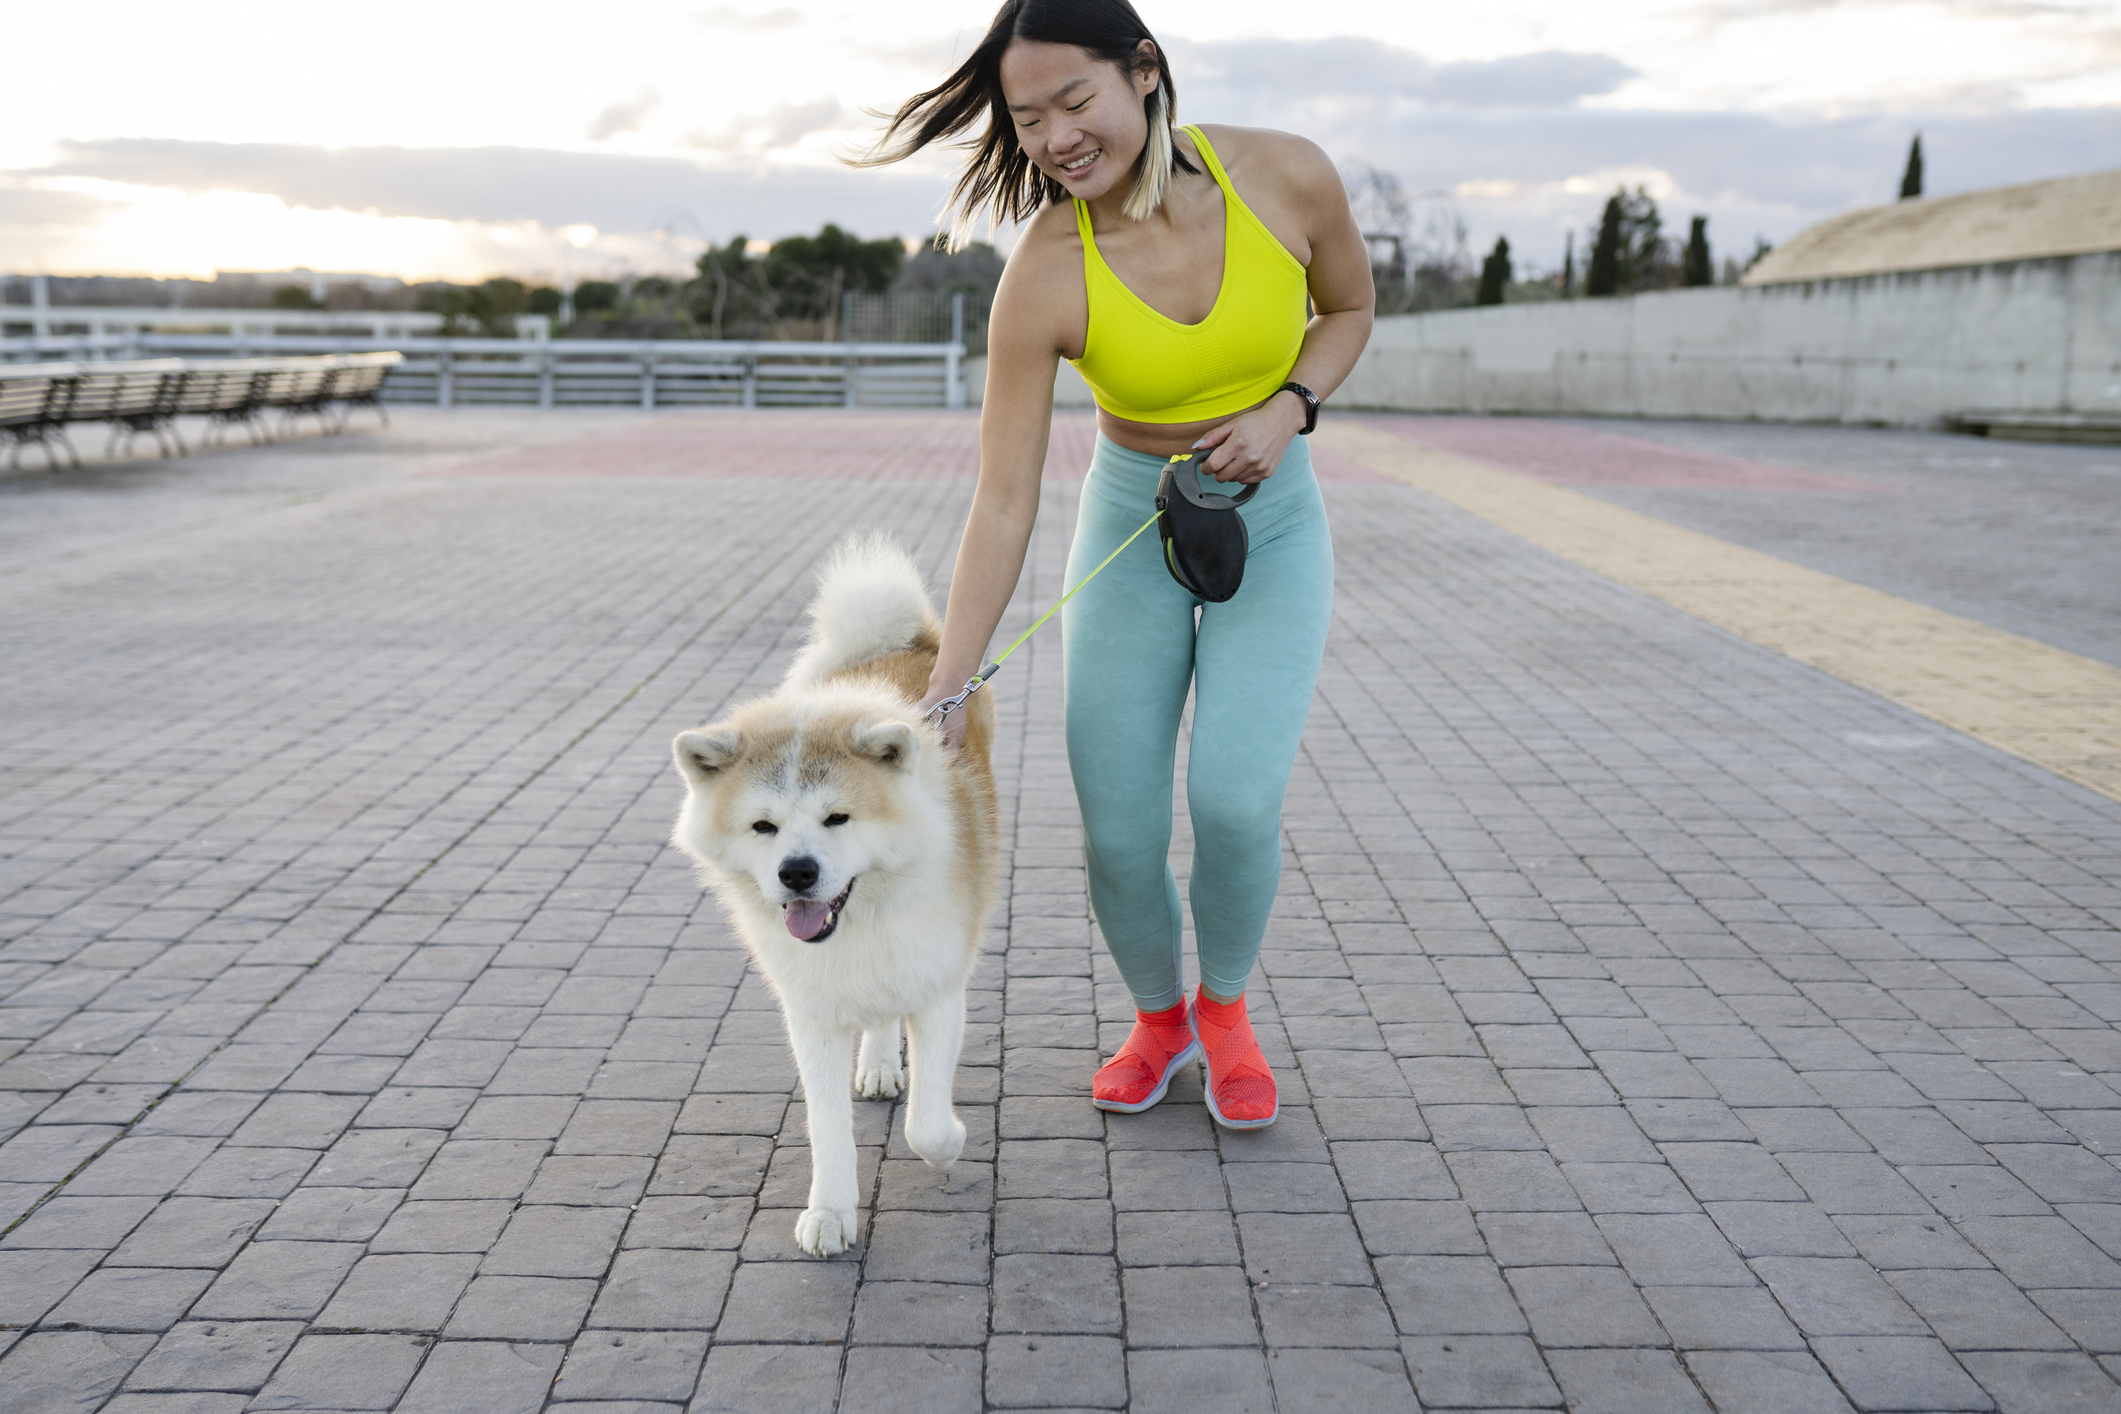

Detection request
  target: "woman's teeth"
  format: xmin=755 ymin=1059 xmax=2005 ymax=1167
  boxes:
xmin=1061 ymin=150 xmax=1100 ymax=172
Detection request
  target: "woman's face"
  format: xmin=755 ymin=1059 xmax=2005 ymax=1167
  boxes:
xmin=1000 ymin=39 xmax=1159 ymax=202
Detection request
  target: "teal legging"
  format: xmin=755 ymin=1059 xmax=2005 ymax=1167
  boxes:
xmin=1062 ymin=433 xmax=1334 ymax=1011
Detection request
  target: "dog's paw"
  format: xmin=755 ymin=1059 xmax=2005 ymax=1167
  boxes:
xmin=793 ymin=1205 xmax=859 ymax=1257
xmin=907 ymin=1112 xmax=967 ymax=1170
xmin=855 ymin=1060 xmax=904 ymax=1100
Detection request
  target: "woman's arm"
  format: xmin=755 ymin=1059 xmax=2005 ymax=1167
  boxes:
xmin=920 ymin=238 xmax=1072 ymax=741
xmin=1199 ymin=136 xmax=1376 ymax=484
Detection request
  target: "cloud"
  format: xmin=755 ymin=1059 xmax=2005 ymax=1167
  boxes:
xmin=1172 ymin=38 xmax=1639 ymax=109
xmin=693 ymin=5 xmax=800 ymax=31
xmin=682 ymin=98 xmax=845 ymax=154
xmin=32 ymin=139 xmax=946 ymax=244
xmin=586 ymin=91 xmax=661 ymax=142
xmin=0 ymin=184 xmax=122 ymax=228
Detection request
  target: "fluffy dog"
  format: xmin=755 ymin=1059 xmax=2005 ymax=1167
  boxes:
xmin=669 ymin=538 xmax=997 ymax=1257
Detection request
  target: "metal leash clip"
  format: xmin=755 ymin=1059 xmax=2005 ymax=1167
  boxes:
xmin=927 ymin=661 xmax=1003 ymax=724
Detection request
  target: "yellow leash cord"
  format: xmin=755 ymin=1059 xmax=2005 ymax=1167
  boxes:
xmin=926 ymin=507 xmax=1163 ymax=724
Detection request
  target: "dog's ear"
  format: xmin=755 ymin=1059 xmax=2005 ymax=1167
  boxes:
xmin=673 ymin=727 xmax=741 ymax=787
xmin=850 ymin=720 xmax=918 ymax=772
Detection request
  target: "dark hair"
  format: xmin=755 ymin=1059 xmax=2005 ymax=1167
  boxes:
xmin=855 ymin=0 xmax=1199 ymax=246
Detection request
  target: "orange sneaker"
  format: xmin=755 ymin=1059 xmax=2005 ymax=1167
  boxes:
xmin=1092 ymin=1003 xmax=1201 ymax=1113
xmin=1191 ymin=990 xmax=1278 ymax=1129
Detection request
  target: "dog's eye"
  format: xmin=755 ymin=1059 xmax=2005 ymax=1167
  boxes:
xmin=824 ymin=813 xmax=850 ymax=827
xmin=751 ymin=820 xmax=778 ymax=835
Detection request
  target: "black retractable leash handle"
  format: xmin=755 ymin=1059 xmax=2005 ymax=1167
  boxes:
xmin=928 ymin=448 xmax=1256 ymax=728
xmin=1156 ymin=448 xmax=1257 ymax=603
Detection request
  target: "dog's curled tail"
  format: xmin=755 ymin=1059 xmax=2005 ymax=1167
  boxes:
xmin=783 ymin=535 xmax=941 ymax=690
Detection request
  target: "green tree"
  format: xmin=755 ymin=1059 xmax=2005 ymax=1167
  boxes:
xmin=573 ymin=281 xmax=621 ymax=314
xmin=526 ymin=286 xmax=563 ymax=317
xmin=1586 ymin=187 xmax=1672 ymax=297
xmin=1587 ymin=197 xmax=1624 ymax=296
xmin=1899 ymin=134 xmax=1924 ymax=200
xmin=1561 ymin=231 xmax=1575 ymax=297
xmin=762 ymin=223 xmax=904 ymax=323
xmin=1683 ymin=216 xmax=1712 ymax=287
xmin=416 ymin=278 xmax=531 ymax=337
xmin=689 ymin=237 xmax=775 ymax=339
xmin=1475 ymin=237 xmax=1512 ymax=306
xmin=270 ymin=284 xmax=319 ymax=311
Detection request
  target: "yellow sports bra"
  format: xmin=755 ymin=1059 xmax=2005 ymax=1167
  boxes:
xmin=1069 ymin=126 xmax=1308 ymax=424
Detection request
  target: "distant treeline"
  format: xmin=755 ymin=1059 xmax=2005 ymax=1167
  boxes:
xmin=0 ymin=229 xmax=1007 ymax=343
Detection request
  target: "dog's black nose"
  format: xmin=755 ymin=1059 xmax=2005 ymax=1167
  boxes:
xmin=778 ymin=856 xmax=820 ymax=893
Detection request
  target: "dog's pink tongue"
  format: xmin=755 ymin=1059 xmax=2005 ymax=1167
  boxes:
xmin=785 ymin=900 xmax=833 ymax=941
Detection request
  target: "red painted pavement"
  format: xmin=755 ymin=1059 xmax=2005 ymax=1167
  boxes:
xmin=429 ymin=408 xmax=1391 ymax=484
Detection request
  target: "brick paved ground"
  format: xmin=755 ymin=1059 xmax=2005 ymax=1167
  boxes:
xmin=2 ymin=408 xmax=2118 ymax=1413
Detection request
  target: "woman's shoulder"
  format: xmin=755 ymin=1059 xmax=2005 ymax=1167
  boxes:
xmin=1188 ymin=124 xmax=1338 ymax=191
xmin=999 ymin=201 xmax=1084 ymax=284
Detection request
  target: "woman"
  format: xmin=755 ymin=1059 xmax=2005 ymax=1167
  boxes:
xmin=865 ymin=0 xmax=1373 ymax=1128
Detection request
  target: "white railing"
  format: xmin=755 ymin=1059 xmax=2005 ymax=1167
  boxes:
xmin=0 ymin=333 xmax=969 ymax=410
xmin=0 ymin=306 xmax=549 ymax=342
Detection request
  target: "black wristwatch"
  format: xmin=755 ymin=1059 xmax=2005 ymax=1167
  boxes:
xmin=1279 ymin=381 xmax=1320 ymax=435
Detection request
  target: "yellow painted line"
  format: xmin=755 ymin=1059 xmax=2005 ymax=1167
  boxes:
xmin=1319 ymin=421 xmax=2121 ymax=804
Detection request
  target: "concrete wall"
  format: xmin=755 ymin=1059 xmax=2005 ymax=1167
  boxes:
xmin=971 ymin=251 xmax=2121 ymax=427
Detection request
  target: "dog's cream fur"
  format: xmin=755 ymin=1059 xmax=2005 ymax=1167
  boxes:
xmin=669 ymin=538 xmax=997 ymax=1256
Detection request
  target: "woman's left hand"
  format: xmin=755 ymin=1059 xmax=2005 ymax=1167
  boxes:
xmin=1196 ymin=392 xmax=1307 ymax=485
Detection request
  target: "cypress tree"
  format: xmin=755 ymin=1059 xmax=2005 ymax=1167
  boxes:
xmin=1587 ymin=196 xmax=1623 ymax=297
xmin=1683 ymin=216 xmax=1712 ymax=287
xmin=1899 ymin=135 xmax=1923 ymax=200
xmin=1476 ymin=237 xmax=1512 ymax=306
xmin=1561 ymin=231 xmax=1575 ymax=296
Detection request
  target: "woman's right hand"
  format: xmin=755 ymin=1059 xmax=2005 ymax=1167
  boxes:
xmin=916 ymin=685 xmax=970 ymax=755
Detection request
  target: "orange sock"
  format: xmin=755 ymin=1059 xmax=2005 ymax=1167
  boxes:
xmin=1191 ymin=990 xmax=1278 ymax=1126
xmin=1092 ymin=1003 xmax=1198 ymax=1111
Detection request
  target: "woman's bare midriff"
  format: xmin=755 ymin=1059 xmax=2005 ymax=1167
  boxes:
xmin=1096 ymin=396 xmax=1279 ymax=463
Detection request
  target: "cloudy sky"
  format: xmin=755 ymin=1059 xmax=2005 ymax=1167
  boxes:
xmin=5 ymin=0 xmax=2117 ymax=285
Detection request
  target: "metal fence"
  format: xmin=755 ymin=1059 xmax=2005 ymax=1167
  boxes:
xmin=0 ymin=332 xmax=969 ymax=410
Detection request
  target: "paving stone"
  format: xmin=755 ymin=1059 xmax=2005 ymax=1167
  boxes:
xmin=1644 ymin=1284 xmax=1807 ymax=1350
xmin=1750 ymin=1256 xmax=1929 ymax=1337
xmin=1958 ymin=1351 xmax=2121 ymax=1413
xmin=1119 ymin=1265 xmax=1258 ymax=1347
xmin=553 ymin=1329 xmax=708 ymax=1403
xmin=253 ymin=1187 xmax=402 ymax=1243
xmin=711 ymin=1262 xmax=858 ymax=1344
xmin=1686 ymin=1348 xmax=1856 ymax=1413
xmin=1401 ymin=1333 xmax=1562 ymax=1408
xmin=367 ymin=1198 xmax=512 ymax=1253
xmin=483 ymin=1205 xmax=629 ymax=1277
xmin=1547 ymin=1348 xmax=1712 ymax=1414
xmin=838 ymin=1346 xmax=984 ymax=1414
xmin=1507 ymin=1264 xmax=1666 ymax=1346
xmin=994 ymin=1197 xmax=1113 ymax=1255
xmin=984 ymin=1334 xmax=1126 ymax=1409
xmin=107 ymin=1198 xmax=276 ymax=1268
xmin=1253 ymin=1284 xmax=1399 ymax=1349
xmin=1115 ymin=1209 xmax=1242 ymax=1266
xmin=1375 ymin=1255 xmax=1527 ymax=1335
xmin=124 ymin=1320 xmax=301 ymax=1392
xmin=249 ymin=1332 xmax=426 ymax=1410
xmin=1128 ymin=1347 xmax=1275 ymax=1414
xmin=845 ymin=1203 xmax=984 ymax=1275
xmin=993 ymin=1253 xmax=1122 ymax=1336
xmin=585 ymin=1249 xmax=735 ymax=1330
xmin=1267 ymin=1347 xmax=1419 ymax=1413
xmin=850 ymin=1280 xmax=989 ymax=1347
xmin=0 ymin=1331 xmax=156 ymax=1410
xmin=190 ymin=1241 xmax=361 ymax=1321
xmin=395 ymin=1339 xmax=563 ymax=1414
xmin=1812 ymin=1335 xmax=1995 ymax=1411
xmin=314 ymin=1252 xmax=479 ymax=1332
xmin=39 ymin=1267 xmax=214 ymax=1333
